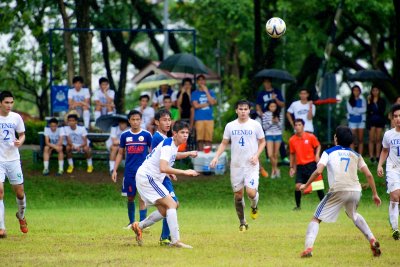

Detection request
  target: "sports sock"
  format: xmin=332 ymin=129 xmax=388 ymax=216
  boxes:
xmin=44 ymin=161 xmax=49 ymax=170
xmin=68 ymin=158 xmax=73 ymax=166
xmin=0 ymin=200 xmax=5 ymax=229
xmin=139 ymin=210 xmax=164 ymax=229
xmin=249 ymin=192 xmax=259 ymax=209
xmin=58 ymin=160 xmax=64 ymax=170
xmin=304 ymin=221 xmax=319 ymax=249
xmin=160 ymin=218 xmax=170 ymax=240
xmin=389 ymin=201 xmax=399 ymax=230
xmin=109 ymin=161 xmax=115 ymax=172
xmin=139 ymin=209 xmax=147 ymax=221
xmin=166 ymin=208 xmax=180 ymax=244
xmin=107 ymin=111 xmax=114 ymax=115
xmin=295 ymin=190 xmax=301 ymax=208
xmin=83 ymin=110 xmax=90 ymax=129
xmin=353 ymin=213 xmax=374 ymax=241
xmin=235 ymin=197 xmax=246 ymax=225
xmin=16 ymin=195 xmax=26 ymax=219
xmin=94 ymin=111 xmax=101 ymax=121
xmin=87 ymin=158 xmax=93 ymax=166
xmin=316 ymin=190 xmax=325 ymax=201
xmin=127 ymin=200 xmax=135 ymax=224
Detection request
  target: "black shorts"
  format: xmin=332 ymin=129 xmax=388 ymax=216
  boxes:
xmin=295 ymin=162 xmax=317 ymax=184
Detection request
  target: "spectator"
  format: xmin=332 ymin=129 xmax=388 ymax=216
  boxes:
xmin=135 ymin=94 xmax=155 ymax=132
xmin=286 ymin=88 xmax=316 ymax=133
xmin=162 ymin=96 xmax=180 ymax=122
xmin=191 ymin=74 xmax=217 ymax=151
xmin=93 ymin=77 xmax=115 ymax=121
xmin=346 ymin=85 xmax=366 ymax=155
xmin=367 ymin=85 xmax=387 ymax=163
xmin=152 ymin=84 xmax=178 ymax=110
xmin=177 ymin=78 xmax=194 ymax=128
xmin=105 ymin=120 xmax=129 ymax=175
xmin=68 ymin=76 xmax=91 ymax=129
xmin=64 ymin=113 xmax=93 ymax=174
xmin=389 ymin=96 xmax=400 ymax=128
xmin=42 ymin=118 xmax=65 ymax=176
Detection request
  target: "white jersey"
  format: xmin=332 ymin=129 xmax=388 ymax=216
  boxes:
xmin=319 ymin=146 xmax=365 ymax=192
xmin=68 ymin=88 xmax=90 ymax=103
xmin=135 ymin=106 xmax=155 ymax=129
xmin=287 ymin=100 xmax=316 ymax=132
xmin=382 ymin=128 xmax=400 ymax=174
xmin=137 ymin=137 xmax=178 ymax=182
xmin=0 ymin=112 xmax=25 ymax=161
xmin=223 ymin=118 xmax=265 ymax=168
xmin=92 ymin=89 xmax=115 ymax=103
xmin=105 ymin=125 xmax=126 ymax=148
xmin=44 ymin=126 xmax=65 ymax=145
xmin=63 ymin=125 xmax=89 ymax=146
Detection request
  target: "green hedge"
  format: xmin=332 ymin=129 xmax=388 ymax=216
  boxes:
xmin=24 ymin=120 xmax=46 ymax=145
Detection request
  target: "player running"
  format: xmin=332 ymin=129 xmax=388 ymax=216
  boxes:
xmin=210 ymin=99 xmax=266 ymax=231
xmin=300 ymin=126 xmax=381 ymax=258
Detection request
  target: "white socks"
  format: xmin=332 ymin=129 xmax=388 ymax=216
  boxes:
xmin=59 ymin=160 xmax=64 ymax=170
xmin=353 ymin=214 xmax=374 ymax=241
xmin=0 ymin=200 xmax=4 ymax=229
xmin=87 ymin=158 xmax=93 ymax=166
xmin=16 ymin=195 xmax=26 ymax=220
xmin=68 ymin=158 xmax=73 ymax=166
xmin=249 ymin=192 xmax=259 ymax=209
xmin=167 ymin=209 xmax=180 ymax=244
xmin=83 ymin=110 xmax=90 ymax=129
xmin=44 ymin=161 xmax=49 ymax=170
xmin=304 ymin=221 xmax=319 ymax=249
xmin=139 ymin=210 xmax=164 ymax=229
xmin=389 ymin=201 xmax=399 ymax=230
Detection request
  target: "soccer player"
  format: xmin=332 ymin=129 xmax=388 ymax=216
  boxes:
xmin=0 ymin=90 xmax=28 ymax=238
xmin=111 ymin=110 xmax=152 ymax=226
xmin=377 ymin=104 xmax=400 ymax=240
xmin=131 ymin=120 xmax=199 ymax=248
xmin=93 ymin=77 xmax=115 ymax=121
xmin=64 ymin=114 xmax=93 ymax=173
xmin=289 ymin=118 xmax=324 ymax=210
xmin=105 ymin=119 xmax=129 ymax=175
xmin=210 ymin=100 xmax=266 ymax=231
xmin=300 ymin=126 xmax=381 ymax=257
xmin=68 ymin=76 xmax=91 ymax=129
xmin=43 ymin=118 xmax=65 ymax=176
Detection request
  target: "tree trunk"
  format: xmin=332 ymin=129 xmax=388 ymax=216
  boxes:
xmin=76 ymin=0 xmax=92 ymax=91
xmin=253 ymin=0 xmax=263 ymax=72
xmin=394 ymin=0 xmax=400 ymax=90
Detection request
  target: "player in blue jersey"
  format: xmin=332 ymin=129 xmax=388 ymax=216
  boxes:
xmin=131 ymin=120 xmax=199 ymax=248
xmin=111 ymin=110 xmax=152 ymax=226
xmin=299 ymin=126 xmax=381 ymax=258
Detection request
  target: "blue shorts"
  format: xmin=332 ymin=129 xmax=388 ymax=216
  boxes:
xmin=121 ymin=172 xmax=137 ymax=197
xmin=163 ymin=176 xmax=178 ymax=202
xmin=265 ymin=134 xmax=282 ymax=142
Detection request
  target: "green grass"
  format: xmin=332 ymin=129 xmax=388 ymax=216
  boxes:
xmin=0 ymin=151 xmax=399 ymax=266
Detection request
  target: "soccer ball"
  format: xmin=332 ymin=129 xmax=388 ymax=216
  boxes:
xmin=266 ymin=17 xmax=286 ymax=38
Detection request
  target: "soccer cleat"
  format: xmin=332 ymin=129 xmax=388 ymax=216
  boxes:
xmin=250 ymin=207 xmax=259 ymax=220
xmin=87 ymin=165 xmax=94 ymax=173
xmin=169 ymin=241 xmax=193 ymax=249
xmin=392 ymin=229 xmax=400 ymax=240
xmin=16 ymin=213 xmax=28 ymax=234
xmin=131 ymin=222 xmax=143 ymax=246
xmin=370 ymin=238 xmax=381 ymax=257
xmin=239 ymin=223 xmax=248 ymax=232
xmin=67 ymin=165 xmax=74 ymax=174
xmin=260 ymin=167 xmax=269 ymax=178
xmin=301 ymin=247 xmax=313 ymax=258
xmin=159 ymin=238 xmax=172 ymax=246
xmin=56 ymin=169 xmax=63 ymax=176
xmin=42 ymin=169 xmax=49 ymax=176
xmin=0 ymin=229 xmax=7 ymax=238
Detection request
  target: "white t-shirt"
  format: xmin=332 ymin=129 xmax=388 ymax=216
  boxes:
xmin=287 ymin=100 xmax=316 ymax=132
xmin=137 ymin=137 xmax=178 ymax=182
xmin=135 ymin=106 xmax=155 ymax=129
xmin=382 ymin=128 xmax=400 ymax=174
xmin=0 ymin=112 xmax=25 ymax=161
xmin=152 ymin=90 xmax=178 ymax=107
xmin=63 ymin=125 xmax=89 ymax=146
xmin=68 ymin=88 xmax=90 ymax=104
xmin=44 ymin=126 xmax=65 ymax=145
xmin=319 ymin=146 xmax=365 ymax=192
xmin=223 ymin=118 xmax=265 ymax=168
xmin=105 ymin=125 xmax=127 ymax=149
xmin=92 ymin=89 xmax=115 ymax=103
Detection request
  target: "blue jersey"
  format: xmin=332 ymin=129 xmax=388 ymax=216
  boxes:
xmin=191 ymin=89 xmax=216 ymax=120
xmin=119 ymin=129 xmax=152 ymax=177
xmin=151 ymin=131 xmax=167 ymax=150
xmin=256 ymin=88 xmax=284 ymax=112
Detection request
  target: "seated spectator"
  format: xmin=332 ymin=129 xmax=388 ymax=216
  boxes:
xmin=68 ymin=76 xmax=91 ymax=129
xmin=93 ymin=77 xmax=115 ymax=121
xmin=43 ymin=118 xmax=65 ymax=176
xmin=64 ymin=114 xmax=93 ymax=174
xmin=105 ymin=119 xmax=129 ymax=175
xmin=177 ymin=78 xmax=194 ymax=128
xmin=152 ymin=84 xmax=178 ymax=110
xmin=161 ymin=95 xmax=180 ymax=122
xmin=135 ymin=94 xmax=155 ymax=132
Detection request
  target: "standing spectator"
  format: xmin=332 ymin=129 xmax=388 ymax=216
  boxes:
xmin=68 ymin=76 xmax=91 ymax=129
xmin=286 ymin=89 xmax=316 ymax=133
xmin=43 ymin=118 xmax=65 ymax=176
xmin=162 ymin=96 xmax=180 ymax=122
xmin=191 ymin=74 xmax=217 ymax=151
xmin=64 ymin=114 xmax=93 ymax=173
xmin=135 ymin=94 xmax=155 ymax=132
xmin=93 ymin=77 xmax=115 ymax=121
xmin=289 ymin=119 xmax=324 ymax=210
xmin=152 ymin=84 xmax=178 ymax=110
xmin=367 ymin=85 xmax=386 ymax=163
xmin=177 ymin=78 xmax=194 ymax=128
xmin=105 ymin=120 xmax=129 ymax=175
xmin=346 ymin=85 xmax=366 ymax=155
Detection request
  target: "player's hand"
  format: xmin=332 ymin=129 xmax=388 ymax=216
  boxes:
xmin=111 ymin=171 xmax=117 ymax=182
xmin=377 ymin=166 xmax=384 ymax=177
xmin=373 ymin=194 xmax=381 ymax=207
xmin=250 ymin=155 xmax=259 ymax=166
xmin=209 ymin=157 xmax=218 ymax=168
xmin=289 ymin=168 xmax=296 ymax=177
xmin=184 ymin=169 xmax=199 ymax=176
xmin=315 ymin=155 xmax=320 ymax=163
xmin=299 ymin=184 xmax=306 ymax=192
xmin=14 ymin=139 xmax=22 ymax=147
xmin=188 ymin=150 xmax=198 ymax=158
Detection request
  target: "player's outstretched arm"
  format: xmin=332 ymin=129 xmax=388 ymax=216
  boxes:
xmin=160 ymin=160 xmax=199 ymax=177
xmin=176 ymin=150 xmax=198 ymax=160
xmin=210 ymin=139 xmax=229 ymax=168
xmin=361 ymin=165 xmax=381 ymax=206
xmin=300 ymin=163 xmax=325 ymax=192
xmin=377 ymin=147 xmax=389 ymax=177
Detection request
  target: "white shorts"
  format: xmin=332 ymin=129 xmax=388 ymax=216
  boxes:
xmin=314 ymin=191 xmax=361 ymax=223
xmin=105 ymin=139 xmax=112 ymax=151
xmin=136 ymin=170 xmax=169 ymax=206
xmin=0 ymin=160 xmax=24 ymax=185
xmin=386 ymin=171 xmax=400 ymax=193
xmin=348 ymin=122 xmax=365 ymax=129
xmin=230 ymin=166 xmax=259 ymax=192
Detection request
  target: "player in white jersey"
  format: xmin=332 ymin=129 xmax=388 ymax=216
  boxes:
xmin=93 ymin=77 xmax=115 ymax=121
xmin=106 ymin=120 xmax=128 ymax=174
xmin=299 ymin=126 xmax=381 ymax=258
xmin=0 ymin=91 xmax=28 ymax=238
xmin=43 ymin=118 xmax=65 ymax=176
xmin=68 ymin=76 xmax=91 ymax=129
xmin=64 ymin=114 xmax=93 ymax=173
xmin=131 ymin=120 xmax=199 ymax=249
xmin=210 ymin=100 xmax=266 ymax=231
xmin=378 ymin=104 xmax=400 ymax=240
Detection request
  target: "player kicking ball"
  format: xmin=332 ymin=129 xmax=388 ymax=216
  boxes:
xmin=299 ymin=126 xmax=381 ymax=258
xmin=131 ymin=120 xmax=199 ymax=248
xmin=210 ymin=100 xmax=266 ymax=231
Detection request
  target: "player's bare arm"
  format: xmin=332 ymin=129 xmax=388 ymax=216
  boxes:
xmin=250 ymin=137 xmax=266 ymax=165
xmin=377 ymin=147 xmax=389 ymax=177
xmin=210 ymin=139 xmax=229 ymax=168
xmin=160 ymin=160 xmax=199 ymax=176
xmin=111 ymin=147 xmax=125 ymax=182
xmin=300 ymin=163 xmax=325 ymax=192
xmin=14 ymin=132 xmax=25 ymax=148
xmin=176 ymin=150 xmax=198 ymax=160
xmin=315 ymin=144 xmax=321 ymax=163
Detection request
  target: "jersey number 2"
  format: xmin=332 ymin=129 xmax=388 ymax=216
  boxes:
xmin=3 ymin=130 xmax=10 ymax=140
xmin=340 ymin=157 xmax=350 ymax=172
xmin=239 ymin=136 xmax=245 ymax=146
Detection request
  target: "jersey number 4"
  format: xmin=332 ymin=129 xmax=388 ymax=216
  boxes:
xmin=340 ymin=157 xmax=350 ymax=172
xmin=239 ymin=136 xmax=245 ymax=146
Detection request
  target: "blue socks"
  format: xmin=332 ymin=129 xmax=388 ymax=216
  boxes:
xmin=139 ymin=209 xmax=147 ymax=221
xmin=127 ymin=201 xmax=135 ymax=224
xmin=160 ymin=218 xmax=170 ymax=240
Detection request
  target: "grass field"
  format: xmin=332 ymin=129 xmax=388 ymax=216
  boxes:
xmin=0 ymin=151 xmax=399 ymax=266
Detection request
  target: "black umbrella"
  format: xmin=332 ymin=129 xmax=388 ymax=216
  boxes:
xmin=158 ymin=53 xmax=209 ymax=74
xmin=95 ymin=114 xmax=129 ymax=132
xmin=348 ymin=70 xmax=389 ymax=82
xmin=254 ymin=69 xmax=296 ymax=84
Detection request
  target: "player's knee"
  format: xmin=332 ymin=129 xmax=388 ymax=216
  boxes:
xmin=127 ymin=196 xmax=135 ymax=202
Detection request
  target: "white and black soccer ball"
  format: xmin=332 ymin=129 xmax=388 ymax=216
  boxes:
xmin=266 ymin=17 xmax=286 ymax=38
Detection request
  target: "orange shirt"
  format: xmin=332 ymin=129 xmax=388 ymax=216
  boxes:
xmin=289 ymin=132 xmax=320 ymax=165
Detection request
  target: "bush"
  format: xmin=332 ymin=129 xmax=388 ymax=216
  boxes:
xmin=24 ymin=120 xmax=46 ymax=145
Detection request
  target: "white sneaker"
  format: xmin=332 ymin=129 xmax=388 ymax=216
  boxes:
xmin=276 ymin=169 xmax=281 ymax=178
xmin=170 ymin=241 xmax=193 ymax=249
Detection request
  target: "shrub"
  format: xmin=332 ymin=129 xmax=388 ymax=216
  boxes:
xmin=24 ymin=120 xmax=46 ymax=145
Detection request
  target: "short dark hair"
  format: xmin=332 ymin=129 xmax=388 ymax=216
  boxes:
xmin=139 ymin=94 xmax=150 ymax=101
xmin=299 ymin=88 xmax=309 ymax=94
xmin=163 ymin=95 xmax=172 ymax=101
xmin=294 ymin=118 xmax=305 ymax=125
xmin=155 ymin=109 xmax=171 ymax=121
xmin=182 ymin=78 xmax=192 ymax=86
xmin=391 ymin=104 xmax=400 ymax=115
xmin=72 ymin=76 xmax=84 ymax=84
xmin=0 ymin=91 xmax=14 ymax=102
xmin=196 ymin=74 xmax=206 ymax=81
xmin=99 ymin=77 xmax=109 ymax=84
xmin=127 ymin=109 xmax=142 ymax=119
xmin=48 ymin=118 xmax=59 ymax=125
xmin=235 ymin=99 xmax=251 ymax=109
xmin=335 ymin=125 xmax=353 ymax=147
xmin=67 ymin=114 xmax=79 ymax=121
xmin=172 ymin=120 xmax=189 ymax=132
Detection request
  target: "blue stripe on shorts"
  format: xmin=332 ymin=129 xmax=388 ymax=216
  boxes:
xmin=315 ymin=192 xmax=332 ymax=218
xmin=147 ymin=175 xmax=166 ymax=198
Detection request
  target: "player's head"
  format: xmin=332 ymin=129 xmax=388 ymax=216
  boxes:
xmin=139 ymin=94 xmax=150 ymax=107
xmin=48 ymin=118 xmax=59 ymax=131
xmin=154 ymin=109 xmax=172 ymax=134
xmin=172 ymin=120 xmax=190 ymax=145
xmin=99 ymin=77 xmax=109 ymax=90
xmin=163 ymin=95 xmax=173 ymax=110
xmin=0 ymin=90 xmax=14 ymax=115
xmin=235 ymin=99 xmax=251 ymax=120
xmin=127 ymin=110 xmax=142 ymax=131
xmin=391 ymin=104 xmax=400 ymax=128
xmin=72 ymin=76 xmax=84 ymax=90
xmin=67 ymin=114 xmax=79 ymax=128
xmin=294 ymin=118 xmax=305 ymax=134
xmin=299 ymin=88 xmax=310 ymax=101
xmin=335 ymin=126 xmax=353 ymax=148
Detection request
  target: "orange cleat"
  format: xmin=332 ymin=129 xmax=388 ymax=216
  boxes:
xmin=260 ymin=167 xmax=269 ymax=178
xmin=131 ymin=222 xmax=143 ymax=246
xmin=16 ymin=213 xmax=28 ymax=234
